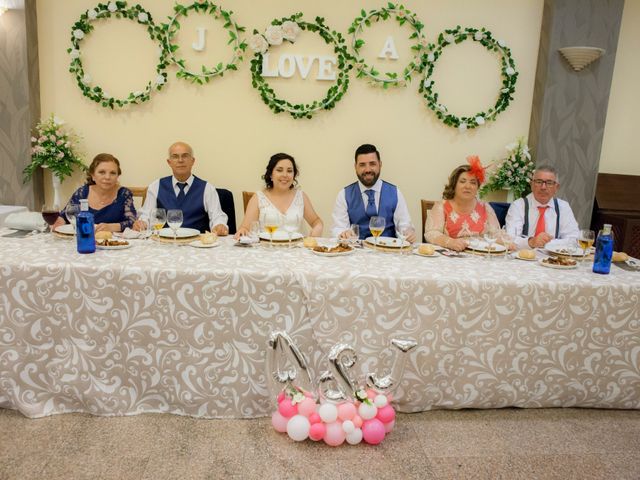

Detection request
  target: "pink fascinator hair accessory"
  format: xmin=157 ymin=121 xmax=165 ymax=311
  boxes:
xmin=466 ymin=155 xmax=485 ymax=184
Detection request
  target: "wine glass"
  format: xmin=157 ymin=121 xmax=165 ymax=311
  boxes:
xmin=498 ymin=226 xmax=514 ymax=260
xmin=484 ymin=227 xmax=499 ymax=260
xmin=396 ymin=224 xmax=415 ymax=255
xmin=65 ymin=204 xmax=80 ymax=232
xmin=283 ymin=213 xmax=300 ymax=249
xmin=41 ymin=204 xmax=59 ymax=233
xmin=249 ymin=221 xmax=260 ymax=245
xmin=263 ymin=211 xmax=281 ymax=248
xmin=578 ymin=229 xmax=595 ymax=264
xmin=369 ymin=216 xmax=386 ymax=252
xmin=349 ymin=224 xmax=360 ymax=248
xmin=151 ymin=208 xmax=166 ymax=239
xmin=167 ymin=209 xmax=183 ymax=244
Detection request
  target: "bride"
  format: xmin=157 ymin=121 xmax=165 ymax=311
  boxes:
xmin=235 ymin=153 xmax=323 ymax=239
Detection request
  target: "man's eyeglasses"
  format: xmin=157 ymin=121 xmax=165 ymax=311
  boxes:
xmin=170 ymin=153 xmax=192 ymax=161
xmin=532 ymin=179 xmax=557 ymax=187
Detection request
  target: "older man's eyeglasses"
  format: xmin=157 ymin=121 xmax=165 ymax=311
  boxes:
xmin=532 ymin=179 xmax=557 ymax=187
xmin=170 ymin=153 xmax=192 ymax=161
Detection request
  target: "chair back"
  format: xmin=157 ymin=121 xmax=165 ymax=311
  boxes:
xmin=489 ymin=201 xmax=510 ymax=228
xmin=216 ymin=188 xmax=237 ymax=234
xmin=127 ymin=186 xmax=147 ymax=209
xmin=242 ymin=191 xmax=255 ymax=212
xmin=421 ymin=199 xmax=435 ymax=241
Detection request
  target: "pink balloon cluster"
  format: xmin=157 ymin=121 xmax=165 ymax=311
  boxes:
xmin=271 ymin=388 xmax=395 ymax=446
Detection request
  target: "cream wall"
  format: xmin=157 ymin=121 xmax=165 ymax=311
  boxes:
xmin=37 ymin=0 xmax=544 ymax=230
xmin=600 ymin=0 xmax=640 ymax=176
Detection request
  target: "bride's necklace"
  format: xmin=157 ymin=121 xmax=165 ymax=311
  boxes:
xmin=92 ymin=187 xmax=116 ymax=206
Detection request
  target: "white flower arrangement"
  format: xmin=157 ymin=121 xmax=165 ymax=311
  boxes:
xmin=249 ymin=21 xmax=300 ymax=54
xmin=480 ymin=137 xmax=534 ymax=199
xmin=23 ymin=114 xmax=85 ymax=183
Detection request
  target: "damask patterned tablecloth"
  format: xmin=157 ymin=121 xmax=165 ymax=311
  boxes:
xmin=0 ymin=233 xmax=639 ymax=418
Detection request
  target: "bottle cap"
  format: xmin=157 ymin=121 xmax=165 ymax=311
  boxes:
xmin=80 ymin=199 xmax=89 ymax=211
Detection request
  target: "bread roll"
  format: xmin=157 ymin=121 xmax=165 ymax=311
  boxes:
xmin=200 ymin=232 xmax=217 ymax=245
xmin=303 ymin=237 xmax=318 ymax=248
xmin=418 ymin=244 xmax=435 ymax=255
xmin=612 ymin=251 xmax=629 ymax=262
xmin=518 ymin=249 xmax=536 ymax=260
xmin=95 ymin=231 xmax=112 ymax=241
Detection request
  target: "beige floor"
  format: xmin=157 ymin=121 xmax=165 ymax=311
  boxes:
xmin=0 ymin=407 xmax=639 ymax=479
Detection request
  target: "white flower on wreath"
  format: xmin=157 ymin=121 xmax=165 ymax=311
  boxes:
xmin=475 ymin=116 xmax=485 ymax=125
xmin=264 ymin=25 xmax=284 ymax=46
xmin=281 ymin=21 xmax=300 ymax=42
xmin=498 ymin=39 xmax=506 ymax=48
xmin=155 ymin=74 xmax=165 ymax=86
xmin=444 ymin=34 xmax=454 ymax=44
xmin=396 ymin=9 xmax=406 ymax=19
xmin=82 ymin=74 xmax=91 ymax=84
xmin=138 ymin=12 xmax=149 ymax=23
xmin=458 ymin=123 xmax=468 ymax=132
xmin=133 ymin=91 xmax=143 ymax=98
xmin=248 ymin=33 xmax=269 ymax=54
xmin=423 ymin=79 xmax=432 ymax=88
xmin=107 ymin=2 xmax=118 ymax=13
xmin=69 ymin=49 xmax=80 ymax=59
xmin=73 ymin=29 xmax=85 ymax=40
xmin=103 ymin=91 xmax=111 ymax=99
xmin=474 ymin=31 xmax=484 ymax=41
xmin=87 ymin=9 xmax=98 ymax=20
xmin=427 ymin=52 xmax=435 ymax=62
xmin=437 ymin=103 xmax=447 ymax=113
xmin=505 ymin=67 xmax=515 ymax=76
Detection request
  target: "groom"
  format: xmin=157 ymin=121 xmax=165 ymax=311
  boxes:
xmin=331 ymin=144 xmax=415 ymax=242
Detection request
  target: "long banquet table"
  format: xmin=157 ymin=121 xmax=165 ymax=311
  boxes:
xmin=1 ymin=231 xmax=639 ymax=418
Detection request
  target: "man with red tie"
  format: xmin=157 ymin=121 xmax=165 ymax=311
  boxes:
xmin=505 ymin=165 xmax=579 ymax=249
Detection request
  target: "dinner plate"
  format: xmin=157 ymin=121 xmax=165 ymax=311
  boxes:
xmin=546 ymin=245 xmax=586 ymax=257
xmin=538 ymin=258 xmax=578 ymax=269
xmin=364 ymin=237 xmax=410 ymax=248
xmin=467 ymin=241 xmax=507 ymax=253
xmin=96 ymin=242 xmax=132 ymax=250
xmin=311 ymin=247 xmax=354 ymax=257
xmin=259 ymin=231 xmax=304 ymax=242
xmin=54 ymin=224 xmax=75 ymax=235
xmin=189 ymin=240 xmax=220 ymax=249
xmin=158 ymin=227 xmax=200 ymax=239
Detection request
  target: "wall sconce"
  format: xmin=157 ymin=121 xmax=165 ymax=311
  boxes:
xmin=559 ymin=46 xmax=605 ymax=72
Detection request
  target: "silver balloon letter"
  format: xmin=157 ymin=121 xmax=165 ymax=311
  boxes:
xmin=366 ymin=338 xmax=417 ymax=394
xmin=265 ymin=331 xmax=314 ymax=400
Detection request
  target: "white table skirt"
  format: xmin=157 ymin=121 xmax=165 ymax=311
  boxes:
xmin=1 ymin=233 xmax=639 ymax=418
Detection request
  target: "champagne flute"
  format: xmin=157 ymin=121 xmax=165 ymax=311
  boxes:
xmin=484 ymin=227 xmax=498 ymax=260
xmin=65 ymin=204 xmax=80 ymax=232
xmin=369 ymin=216 xmax=386 ymax=252
xmin=578 ymin=229 xmax=595 ymax=264
xmin=499 ymin=226 xmax=514 ymax=259
xmin=349 ymin=224 xmax=360 ymax=248
xmin=167 ymin=209 xmax=183 ymax=244
xmin=151 ymin=208 xmax=166 ymax=239
xmin=283 ymin=213 xmax=300 ymax=249
xmin=41 ymin=204 xmax=60 ymax=233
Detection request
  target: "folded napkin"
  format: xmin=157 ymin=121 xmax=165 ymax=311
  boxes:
xmin=4 ymin=212 xmax=47 ymax=232
xmin=115 ymin=228 xmax=152 ymax=239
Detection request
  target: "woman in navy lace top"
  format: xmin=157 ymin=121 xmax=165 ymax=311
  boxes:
xmin=52 ymin=153 xmax=137 ymax=233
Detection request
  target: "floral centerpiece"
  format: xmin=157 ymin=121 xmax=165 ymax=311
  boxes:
xmin=23 ymin=114 xmax=85 ymax=183
xmin=479 ymin=137 xmax=534 ymax=200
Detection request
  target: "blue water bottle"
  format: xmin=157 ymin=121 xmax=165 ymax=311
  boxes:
xmin=592 ymin=223 xmax=613 ymax=274
xmin=76 ymin=199 xmax=96 ymax=254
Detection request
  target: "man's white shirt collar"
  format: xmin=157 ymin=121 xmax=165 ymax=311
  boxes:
xmin=530 ymin=193 xmax=555 ymax=208
xmin=172 ymin=175 xmax=194 ymax=188
xmin=358 ymin=178 xmax=382 ymax=193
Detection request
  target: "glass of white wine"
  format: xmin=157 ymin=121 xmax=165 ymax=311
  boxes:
xmin=264 ymin=211 xmax=281 ymax=248
xmin=151 ymin=208 xmax=166 ymax=240
xmin=369 ymin=216 xmax=386 ymax=252
xmin=167 ymin=209 xmax=183 ymax=244
xmin=578 ymin=229 xmax=595 ymax=264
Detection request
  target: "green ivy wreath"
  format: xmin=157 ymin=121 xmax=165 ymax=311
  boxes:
xmin=419 ymin=26 xmax=518 ymax=131
xmin=68 ymin=1 xmax=168 ymax=109
xmin=348 ymin=3 xmax=426 ymax=88
xmin=162 ymin=1 xmax=247 ymax=85
xmin=249 ymin=13 xmax=351 ymax=119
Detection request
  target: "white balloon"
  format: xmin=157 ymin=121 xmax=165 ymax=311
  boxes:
xmin=346 ymin=428 xmax=363 ymax=445
xmin=374 ymin=394 xmax=388 ymax=408
xmin=286 ymin=415 xmax=310 ymax=442
xmin=318 ymin=403 xmax=338 ymax=423
xmin=342 ymin=420 xmax=355 ymax=434
xmin=358 ymin=402 xmax=378 ymax=420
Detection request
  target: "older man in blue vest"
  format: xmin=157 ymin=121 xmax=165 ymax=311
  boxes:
xmin=331 ymin=144 xmax=415 ymax=242
xmin=505 ymin=165 xmax=578 ymax=249
xmin=134 ymin=142 xmax=228 ymax=235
